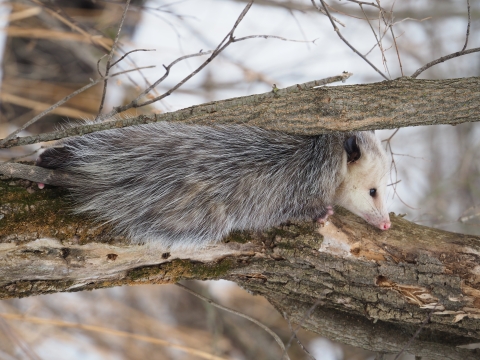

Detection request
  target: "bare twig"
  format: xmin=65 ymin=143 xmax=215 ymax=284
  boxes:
xmin=281 ymin=296 xmax=326 ymax=358
xmin=392 ymin=17 xmax=431 ymax=25
xmin=0 ymin=66 xmax=155 ymax=146
xmin=382 ymin=129 xmax=417 ymax=210
xmin=376 ymin=0 xmax=403 ymax=76
xmin=346 ymin=0 xmax=381 ymax=9
xmin=309 ymin=1 xmax=346 ymax=27
xmin=110 ymin=49 xmax=156 ymax=68
xmin=360 ymin=4 xmax=388 ymax=70
xmin=461 ymin=0 xmax=471 ymax=52
xmin=322 ymin=1 xmax=372 ymax=21
xmin=313 ymin=0 xmax=389 ymax=80
xmin=131 ymin=49 xmax=214 ymax=102
xmin=232 ymin=34 xmax=317 ymax=43
xmin=285 ymin=313 xmax=316 ymax=360
xmin=387 ymin=179 xmax=401 ymax=187
xmin=175 ymin=283 xmax=290 ymax=360
xmin=411 ymin=47 xmax=480 ymax=78
xmin=96 ymin=54 xmax=108 ymax=77
xmin=96 ymin=0 xmax=131 ymax=118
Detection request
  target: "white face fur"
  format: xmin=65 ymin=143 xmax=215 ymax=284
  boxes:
xmin=334 ymin=133 xmax=391 ymax=230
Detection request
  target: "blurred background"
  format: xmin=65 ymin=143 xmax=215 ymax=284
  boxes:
xmin=0 ymin=0 xmax=479 ymax=359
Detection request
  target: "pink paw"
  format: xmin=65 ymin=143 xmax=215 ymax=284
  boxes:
xmin=316 ymin=206 xmax=334 ymax=225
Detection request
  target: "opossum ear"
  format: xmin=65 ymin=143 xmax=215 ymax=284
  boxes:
xmin=344 ymin=136 xmax=361 ymax=163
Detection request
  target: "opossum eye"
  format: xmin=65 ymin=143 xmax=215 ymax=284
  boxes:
xmin=370 ymin=188 xmax=377 ymax=197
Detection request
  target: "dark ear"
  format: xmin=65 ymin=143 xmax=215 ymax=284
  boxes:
xmin=344 ymin=136 xmax=361 ymax=163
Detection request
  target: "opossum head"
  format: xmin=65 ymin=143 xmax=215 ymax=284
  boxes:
xmin=335 ymin=132 xmax=391 ymax=230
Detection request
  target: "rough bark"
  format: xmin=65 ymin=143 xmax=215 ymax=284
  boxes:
xmin=1 ymin=177 xmax=480 ymax=359
xmin=2 ymin=76 xmax=479 ymax=148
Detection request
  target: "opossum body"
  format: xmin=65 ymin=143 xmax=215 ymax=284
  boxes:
xmin=37 ymin=122 xmax=391 ymax=249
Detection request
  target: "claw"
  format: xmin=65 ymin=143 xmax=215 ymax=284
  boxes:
xmin=316 ymin=206 xmax=334 ymax=225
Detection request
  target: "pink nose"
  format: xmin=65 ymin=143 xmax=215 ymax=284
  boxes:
xmin=379 ymin=221 xmax=391 ymax=230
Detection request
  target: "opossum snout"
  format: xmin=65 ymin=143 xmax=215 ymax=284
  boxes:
xmin=378 ymin=220 xmax=391 ymax=231
xmin=363 ymin=213 xmax=391 ymax=231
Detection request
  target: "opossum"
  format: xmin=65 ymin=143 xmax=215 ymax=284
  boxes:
xmin=36 ymin=122 xmax=391 ymax=249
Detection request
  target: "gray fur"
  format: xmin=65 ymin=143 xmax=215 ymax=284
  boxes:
xmin=37 ymin=122 xmax=385 ymax=249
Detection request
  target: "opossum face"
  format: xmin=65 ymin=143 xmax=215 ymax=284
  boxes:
xmin=335 ymin=133 xmax=391 ymax=230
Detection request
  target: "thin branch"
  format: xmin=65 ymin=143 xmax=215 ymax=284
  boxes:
xmin=96 ymin=0 xmax=131 ymax=118
xmin=113 ymin=45 xmax=165 ymax=99
xmin=374 ymin=0 xmax=392 ymax=77
xmin=461 ymin=0 xmax=471 ymax=52
xmin=377 ymin=0 xmax=403 ymax=76
xmin=285 ymin=313 xmax=316 ymax=360
xmin=232 ymin=34 xmax=318 ymax=43
xmin=346 ymin=0 xmax=381 ymax=8
xmin=282 ymin=296 xmax=326 ymax=358
xmin=131 ymin=50 xmax=214 ymax=103
xmin=364 ymin=18 xmax=390 ymax=57
xmin=309 ymin=1 xmax=346 ymax=27
xmin=392 ymin=17 xmax=431 ymax=26
xmin=382 ymin=129 xmax=418 ymax=210
xmin=96 ymin=54 xmax=108 ymax=77
xmin=322 ymin=2 xmax=369 ymax=21
xmin=313 ymin=0 xmax=389 ymax=80
xmin=411 ymin=47 xmax=480 ymax=78
xmin=175 ymin=283 xmax=290 ymax=360
xmin=110 ymin=48 xmax=156 ymax=68
xmin=387 ymin=179 xmax=401 ymax=187
xmin=360 ymin=4 xmax=388 ymax=70
xmin=288 ymin=8 xmax=311 ymax=49
xmin=0 ymin=66 xmax=155 ymax=147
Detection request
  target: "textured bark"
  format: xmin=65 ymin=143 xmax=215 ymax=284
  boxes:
xmin=2 ymin=76 xmax=479 ymax=148
xmin=1 ymin=178 xmax=480 ymax=359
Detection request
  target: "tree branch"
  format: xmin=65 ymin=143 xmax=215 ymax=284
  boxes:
xmin=1 ymin=178 xmax=480 ymax=359
xmin=1 ymin=76 xmax=479 ymax=149
xmin=411 ymin=47 xmax=480 ymax=78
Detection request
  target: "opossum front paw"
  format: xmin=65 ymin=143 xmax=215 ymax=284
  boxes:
xmin=314 ymin=206 xmax=334 ymax=225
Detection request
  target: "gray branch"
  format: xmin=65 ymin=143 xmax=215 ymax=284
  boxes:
xmin=1 ymin=178 xmax=480 ymax=359
xmin=1 ymin=76 xmax=479 ymax=148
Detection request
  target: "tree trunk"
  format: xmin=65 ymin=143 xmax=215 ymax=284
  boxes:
xmin=1 ymin=177 xmax=479 ymax=359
